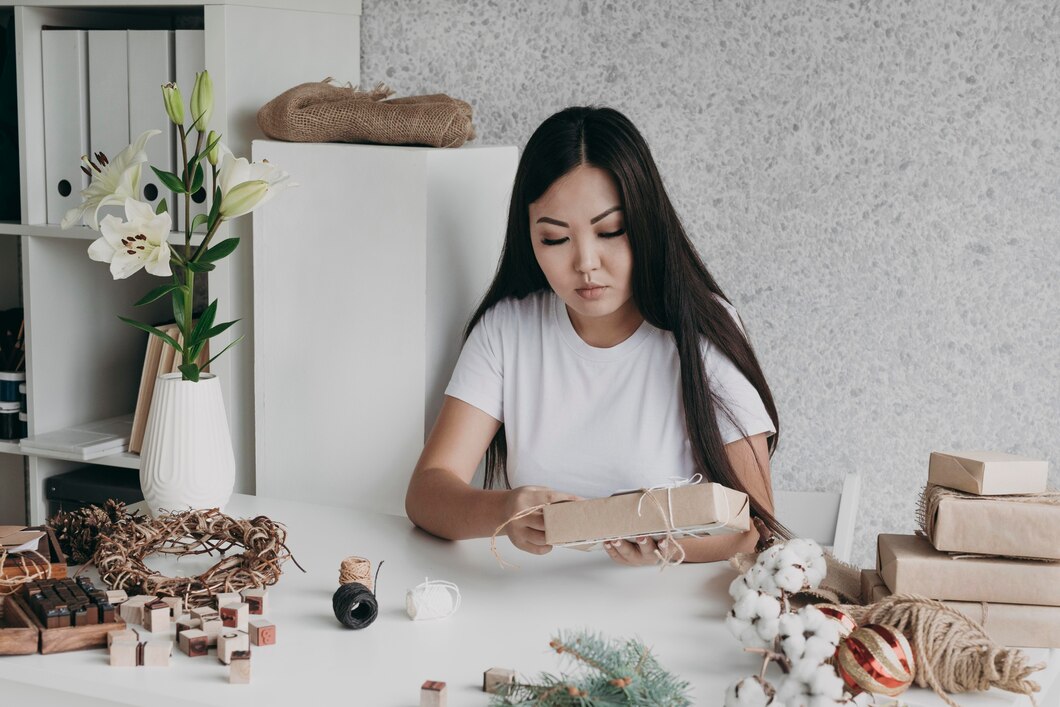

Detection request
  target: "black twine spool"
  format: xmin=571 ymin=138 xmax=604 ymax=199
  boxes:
xmin=331 ymin=560 xmax=383 ymax=630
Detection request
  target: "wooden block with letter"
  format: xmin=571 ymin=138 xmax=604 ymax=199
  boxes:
xmin=107 ymin=629 xmax=137 ymax=648
xmin=229 ymin=650 xmax=251 ymax=683
xmin=248 ymin=618 xmax=275 ymax=646
xmin=241 ymin=587 xmax=267 ymax=615
xmin=191 ymin=606 xmax=218 ymax=622
xmin=201 ymin=617 xmax=223 ymax=646
xmin=109 ymin=638 xmax=138 ymax=667
xmin=143 ymin=639 xmax=172 ymax=667
xmin=217 ymin=631 xmax=249 ymax=664
xmin=220 ymin=602 xmax=249 ymax=631
xmin=421 ymin=680 xmax=448 ymax=707
xmin=483 ymin=667 xmax=516 ymax=694
xmin=178 ymin=628 xmax=208 ymax=657
xmin=159 ymin=596 xmax=183 ymax=617
xmin=143 ymin=600 xmax=171 ymax=633
xmin=214 ymin=592 xmax=241 ymax=609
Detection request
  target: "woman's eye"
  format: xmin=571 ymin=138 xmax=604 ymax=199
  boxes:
xmin=541 ymin=237 xmax=569 ymax=246
xmin=599 ymin=228 xmax=626 ymax=239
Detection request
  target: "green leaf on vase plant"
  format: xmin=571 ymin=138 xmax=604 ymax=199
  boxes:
xmin=204 ymin=319 xmax=239 ymax=339
xmin=189 ymin=162 xmax=205 ymax=194
xmin=152 ymin=167 xmax=186 ymax=194
xmin=118 ymin=316 xmax=181 ymax=350
xmin=190 ymin=300 xmax=218 ymax=347
xmin=202 ymin=335 xmax=244 ymax=369
xmin=201 ymin=238 xmax=239 ymax=263
xmin=171 ymin=290 xmax=186 ymax=330
xmin=155 ymin=198 xmax=168 ymax=215
xmin=186 ymin=260 xmax=215 ymax=273
xmin=207 ymin=186 xmax=222 ymax=230
xmin=134 ymin=283 xmax=180 ymax=307
xmin=190 ymin=213 xmax=209 ymax=233
xmin=178 ymin=363 xmax=201 ymax=382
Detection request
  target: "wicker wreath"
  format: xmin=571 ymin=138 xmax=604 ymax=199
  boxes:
xmin=93 ymin=508 xmax=302 ymax=608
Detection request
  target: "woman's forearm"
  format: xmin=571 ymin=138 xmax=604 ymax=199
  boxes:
xmin=405 ymin=467 xmax=511 ymax=541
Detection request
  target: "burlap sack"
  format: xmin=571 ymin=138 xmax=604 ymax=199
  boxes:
xmin=257 ymin=80 xmax=476 ymax=148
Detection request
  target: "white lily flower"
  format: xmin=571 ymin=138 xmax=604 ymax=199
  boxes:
xmin=88 ymin=198 xmax=173 ymax=279
xmin=61 ymin=130 xmax=162 ymax=231
xmin=216 ymin=142 xmax=296 ymax=219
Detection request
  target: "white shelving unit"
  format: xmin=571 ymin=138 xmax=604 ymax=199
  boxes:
xmin=1 ymin=0 xmax=361 ymax=524
xmin=252 ymin=141 xmax=518 ymax=515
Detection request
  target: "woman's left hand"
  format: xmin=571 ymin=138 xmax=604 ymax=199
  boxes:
xmin=603 ymin=536 xmax=670 ymax=566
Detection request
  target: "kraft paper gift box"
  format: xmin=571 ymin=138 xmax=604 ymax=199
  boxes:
xmin=543 ymin=482 xmax=749 ymax=550
xmin=876 ymin=534 xmax=1060 ymax=607
xmin=919 ymin=484 xmax=1060 ymax=560
xmin=861 ymin=569 xmax=1060 ymax=648
xmin=927 ymin=451 xmax=1048 ymax=496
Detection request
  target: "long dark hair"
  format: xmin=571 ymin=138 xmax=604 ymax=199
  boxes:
xmin=466 ymin=106 xmax=785 ymax=540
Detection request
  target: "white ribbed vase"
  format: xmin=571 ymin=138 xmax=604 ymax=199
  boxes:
xmin=139 ymin=373 xmax=235 ymax=517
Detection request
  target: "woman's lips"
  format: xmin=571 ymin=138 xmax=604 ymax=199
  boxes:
xmin=576 ymin=286 xmax=607 ymax=300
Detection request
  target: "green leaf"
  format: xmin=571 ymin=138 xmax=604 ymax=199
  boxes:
xmin=155 ymin=198 xmax=168 ymax=215
xmin=189 ymin=300 xmax=218 ymax=348
xmin=200 ymin=131 xmax=222 ymax=160
xmin=118 ymin=316 xmax=181 ymax=350
xmin=204 ymin=319 xmax=239 ymax=339
xmin=178 ymin=363 xmax=201 ymax=382
xmin=152 ymin=166 xmax=186 ymax=194
xmin=189 ymin=162 xmax=205 ymax=194
xmin=190 ymin=213 xmax=209 ymax=233
xmin=186 ymin=260 xmax=215 ymax=273
xmin=202 ymin=335 xmax=244 ymax=369
xmin=207 ymin=185 xmax=222 ymax=230
xmin=171 ymin=290 xmax=186 ymax=331
xmin=200 ymin=238 xmax=239 ymax=263
xmin=134 ymin=283 xmax=180 ymax=307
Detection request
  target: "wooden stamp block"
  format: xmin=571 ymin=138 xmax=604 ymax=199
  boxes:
xmin=214 ymin=592 xmax=241 ymax=610
xmin=248 ymin=619 xmax=275 ymax=646
xmin=191 ymin=606 xmax=218 ymax=622
xmin=201 ymin=618 xmax=223 ymax=647
xmin=106 ymin=629 xmax=137 ymax=648
xmin=105 ymin=589 xmax=128 ymax=605
xmin=219 ymin=602 xmax=248 ymax=631
xmin=217 ymin=631 xmax=249 ymax=664
xmin=175 ymin=616 xmax=201 ymax=637
xmin=178 ymin=629 xmax=209 ymax=657
xmin=241 ymin=588 xmax=267 ymax=615
xmin=421 ymin=680 xmax=447 ymax=707
xmin=159 ymin=596 xmax=183 ymax=618
xmin=483 ymin=667 xmax=516 ymax=694
xmin=109 ymin=639 xmax=137 ymax=667
xmin=229 ymin=650 xmax=251 ymax=684
xmin=142 ymin=640 xmax=172 ymax=667
xmin=119 ymin=595 xmax=153 ymax=626
xmin=143 ymin=601 xmax=171 ymax=633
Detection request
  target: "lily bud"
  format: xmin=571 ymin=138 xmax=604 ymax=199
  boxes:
xmin=219 ymin=180 xmax=268 ymax=219
xmin=161 ymin=83 xmax=184 ymax=126
xmin=190 ymin=70 xmax=213 ymax=132
xmin=206 ymin=131 xmax=221 ymax=166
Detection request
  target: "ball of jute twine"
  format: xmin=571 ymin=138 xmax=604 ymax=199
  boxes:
xmin=339 ymin=556 xmax=373 ymax=590
xmin=840 ymin=594 xmax=1045 ymax=707
xmin=93 ymin=508 xmax=304 ymax=609
xmin=0 ymin=548 xmax=52 ymax=596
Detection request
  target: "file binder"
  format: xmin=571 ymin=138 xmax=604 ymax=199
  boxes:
xmin=174 ymin=29 xmax=207 ymax=233
xmin=127 ymin=30 xmax=174 ymax=218
xmin=87 ymin=30 xmax=129 ymax=225
xmin=42 ymin=29 xmax=88 ymax=225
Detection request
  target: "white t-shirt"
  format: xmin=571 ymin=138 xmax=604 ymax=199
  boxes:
xmin=444 ymin=291 xmax=776 ymax=499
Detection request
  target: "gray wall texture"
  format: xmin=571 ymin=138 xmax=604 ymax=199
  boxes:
xmin=362 ymin=1 xmax=1060 ymax=567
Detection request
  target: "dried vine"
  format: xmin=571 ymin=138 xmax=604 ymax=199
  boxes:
xmin=94 ymin=508 xmax=303 ymax=608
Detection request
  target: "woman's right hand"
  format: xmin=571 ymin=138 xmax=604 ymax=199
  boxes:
xmin=502 ymin=485 xmax=581 ymax=555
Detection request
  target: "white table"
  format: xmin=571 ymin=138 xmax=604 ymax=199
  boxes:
xmin=1 ymin=493 xmax=1057 ymax=706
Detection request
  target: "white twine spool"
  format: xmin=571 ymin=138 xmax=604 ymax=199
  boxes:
xmin=405 ymin=577 xmax=461 ymax=621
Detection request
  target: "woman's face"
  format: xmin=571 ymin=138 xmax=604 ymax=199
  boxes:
xmin=528 ymin=164 xmax=638 ymax=335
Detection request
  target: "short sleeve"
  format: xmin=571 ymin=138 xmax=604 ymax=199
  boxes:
xmin=705 ymin=300 xmax=776 ymax=444
xmin=444 ymin=308 xmax=504 ymax=422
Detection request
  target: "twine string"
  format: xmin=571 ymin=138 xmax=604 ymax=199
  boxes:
xmin=0 ymin=547 xmax=52 ymax=596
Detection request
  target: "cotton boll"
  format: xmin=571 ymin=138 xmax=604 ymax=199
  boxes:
xmin=786 ymin=538 xmax=823 ymax=562
xmin=778 ymin=613 xmax=807 ymax=660
xmin=756 ymin=544 xmax=784 ymax=571
xmin=773 ymin=564 xmax=806 ymax=593
xmin=730 ymin=575 xmax=753 ymax=602
xmin=788 ymin=657 xmax=820 ymax=683
xmin=808 ymin=664 xmax=845 ymax=700
xmin=724 ymin=676 xmax=775 ymax=707
xmin=756 ymin=571 xmax=782 ymax=598
xmin=733 ymin=590 xmax=760 ymax=621
xmin=776 ymin=675 xmax=812 ymax=705
xmin=753 ymin=593 xmax=782 ymax=621
xmin=744 ymin=564 xmax=772 ymax=592
xmin=803 ymin=635 xmax=839 ymax=665
xmin=773 ymin=546 xmax=803 ymax=572
xmin=803 ymin=559 xmax=827 ymax=589
xmin=756 ymin=616 xmax=781 ymax=643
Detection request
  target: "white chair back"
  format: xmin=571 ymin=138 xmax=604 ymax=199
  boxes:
xmin=772 ymin=473 xmax=861 ymax=563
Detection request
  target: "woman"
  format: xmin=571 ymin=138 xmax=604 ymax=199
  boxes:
xmin=405 ymin=106 xmax=782 ymax=564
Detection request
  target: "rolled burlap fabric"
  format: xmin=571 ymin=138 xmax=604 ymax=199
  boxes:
xmin=257 ymin=80 xmax=476 ymax=148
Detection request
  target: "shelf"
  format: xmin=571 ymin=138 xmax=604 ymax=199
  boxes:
xmin=8 ymin=0 xmax=360 ymax=13
xmin=1 ymin=222 xmax=206 ymax=246
xmin=0 ymin=440 xmax=21 ymax=454
xmin=1 ymin=443 xmax=141 ymax=469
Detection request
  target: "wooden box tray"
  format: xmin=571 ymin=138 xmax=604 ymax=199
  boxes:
xmin=12 ymin=592 xmax=126 ymax=654
xmin=1 ymin=526 xmax=68 ymax=581
xmin=0 ymin=593 xmax=40 ymax=655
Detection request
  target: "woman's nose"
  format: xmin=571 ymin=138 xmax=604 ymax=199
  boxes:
xmin=574 ymin=240 xmax=600 ymax=275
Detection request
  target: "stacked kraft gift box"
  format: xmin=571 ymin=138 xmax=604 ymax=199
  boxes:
xmin=862 ymin=450 xmax=1060 ymax=648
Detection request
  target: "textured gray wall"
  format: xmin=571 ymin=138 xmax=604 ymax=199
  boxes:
xmin=362 ymin=1 xmax=1060 ymax=567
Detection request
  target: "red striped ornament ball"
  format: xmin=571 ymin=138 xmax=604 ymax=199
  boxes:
xmin=837 ymin=623 xmax=916 ymax=697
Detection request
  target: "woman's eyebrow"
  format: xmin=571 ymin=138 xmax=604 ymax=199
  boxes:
xmin=535 ymin=206 xmax=623 ymax=228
